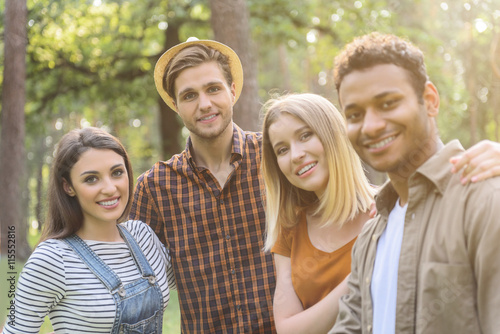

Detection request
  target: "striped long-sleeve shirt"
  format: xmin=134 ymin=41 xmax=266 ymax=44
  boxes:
xmin=130 ymin=123 xmax=276 ymax=333
xmin=2 ymin=220 xmax=175 ymax=334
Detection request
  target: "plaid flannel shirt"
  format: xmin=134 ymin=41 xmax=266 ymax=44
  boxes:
xmin=130 ymin=123 xmax=276 ymax=333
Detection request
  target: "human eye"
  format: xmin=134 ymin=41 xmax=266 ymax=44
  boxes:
xmin=380 ymin=97 xmax=401 ymax=110
xmin=345 ymin=109 xmax=363 ymax=123
xmin=84 ymin=175 xmax=98 ymax=183
xmin=208 ymin=85 xmax=221 ymax=93
xmin=275 ymin=146 xmax=288 ymax=156
xmin=112 ymin=168 xmax=125 ymax=178
xmin=182 ymin=92 xmax=196 ymax=101
xmin=299 ymin=131 xmax=313 ymax=141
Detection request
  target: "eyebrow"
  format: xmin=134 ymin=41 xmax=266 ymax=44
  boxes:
xmin=79 ymin=163 xmax=125 ymax=177
xmin=343 ymin=91 xmax=400 ymax=112
xmin=177 ymin=80 xmax=225 ymax=99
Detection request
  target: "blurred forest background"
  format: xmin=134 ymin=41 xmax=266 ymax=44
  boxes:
xmin=1 ymin=0 xmax=500 ymax=286
xmin=1 ymin=0 xmax=500 ymax=331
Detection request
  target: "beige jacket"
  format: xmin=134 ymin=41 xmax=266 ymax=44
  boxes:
xmin=330 ymin=140 xmax=500 ymax=334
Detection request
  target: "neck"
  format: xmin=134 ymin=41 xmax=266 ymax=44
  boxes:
xmin=190 ymin=125 xmax=233 ymax=171
xmin=388 ymin=136 xmax=444 ymax=207
xmin=77 ymin=222 xmax=123 ymax=242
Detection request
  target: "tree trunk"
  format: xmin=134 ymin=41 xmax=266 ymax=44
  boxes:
xmin=491 ymin=30 xmax=500 ymax=141
xmin=158 ymin=22 xmax=183 ymax=158
xmin=209 ymin=0 xmax=260 ymax=131
xmin=1 ymin=0 xmax=31 ymax=260
xmin=466 ymin=23 xmax=478 ymax=144
xmin=278 ymin=44 xmax=291 ymax=92
xmin=35 ymin=138 xmax=46 ymax=232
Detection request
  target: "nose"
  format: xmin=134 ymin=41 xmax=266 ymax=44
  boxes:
xmin=199 ymin=92 xmax=213 ymax=111
xmin=101 ymin=177 xmax=117 ymax=195
xmin=291 ymin=144 xmax=306 ymax=163
xmin=361 ymin=108 xmax=386 ymax=138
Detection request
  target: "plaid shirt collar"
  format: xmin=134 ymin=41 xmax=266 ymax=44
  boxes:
xmin=185 ymin=122 xmax=246 ymax=170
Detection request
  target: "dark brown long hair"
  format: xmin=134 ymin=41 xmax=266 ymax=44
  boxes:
xmin=38 ymin=127 xmax=134 ymax=244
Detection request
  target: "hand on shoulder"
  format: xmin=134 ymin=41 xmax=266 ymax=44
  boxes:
xmin=450 ymin=140 xmax=500 ymax=184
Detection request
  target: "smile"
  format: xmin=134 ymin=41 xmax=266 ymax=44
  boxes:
xmin=200 ymin=114 xmax=217 ymax=121
xmin=368 ymin=136 xmax=396 ymax=149
xmin=297 ymin=163 xmax=317 ymax=176
xmin=98 ymin=198 xmax=119 ymax=207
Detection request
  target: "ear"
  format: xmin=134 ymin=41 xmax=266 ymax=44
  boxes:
xmin=62 ymin=179 xmax=76 ymax=197
xmin=423 ymin=81 xmax=440 ymax=118
xmin=230 ymin=82 xmax=236 ymax=105
xmin=172 ymin=99 xmax=178 ymax=112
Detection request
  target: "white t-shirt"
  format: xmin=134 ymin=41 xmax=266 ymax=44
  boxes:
xmin=371 ymin=200 xmax=407 ymax=334
xmin=3 ymin=220 xmax=175 ymax=334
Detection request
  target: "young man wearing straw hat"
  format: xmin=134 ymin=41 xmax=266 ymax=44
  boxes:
xmin=130 ymin=40 xmax=276 ymax=333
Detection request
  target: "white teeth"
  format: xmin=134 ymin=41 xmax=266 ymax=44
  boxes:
xmin=201 ymin=114 xmax=216 ymax=121
xmin=369 ymin=136 xmax=396 ymax=149
xmin=99 ymin=199 xmax=118 ymax=206
xmin=298 ymin=163 xmax=317 ymax=176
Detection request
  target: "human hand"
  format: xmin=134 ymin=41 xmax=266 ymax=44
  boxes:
xmin=450 ymin=140 xmax=500 ymax=184
xmin=369 ymin=202 xmax=377 ymax=218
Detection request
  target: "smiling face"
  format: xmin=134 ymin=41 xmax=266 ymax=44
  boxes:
xmin=268 ymin=113 xmax=329 ymax=197
xmin=64 ymin=148 xmax=129 ymax=229
xmin=339 ymin=64 xmax=440 ymax=179
xmin=173 ymin=61 xmax=235 ymax=142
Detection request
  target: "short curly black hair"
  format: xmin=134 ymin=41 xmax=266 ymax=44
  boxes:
xmin=334 ymin=32 xmax=428 ymax=103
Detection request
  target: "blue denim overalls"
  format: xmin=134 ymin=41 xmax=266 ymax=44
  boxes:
xmin=64 ymin=224 xmax=163 ymax=334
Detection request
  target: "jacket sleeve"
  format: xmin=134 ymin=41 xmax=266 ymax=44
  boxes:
xmin=328 ymin=238 xmax=363 ymax=333
xmin=467 ymin=184 xmax=500 ymax=333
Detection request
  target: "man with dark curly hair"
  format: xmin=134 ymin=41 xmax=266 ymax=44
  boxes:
xmin=329 ymin=32 xmax=500 ymax=334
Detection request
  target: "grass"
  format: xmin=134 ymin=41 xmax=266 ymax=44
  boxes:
xmin=1 ymin=227 xmax=181 ymax=333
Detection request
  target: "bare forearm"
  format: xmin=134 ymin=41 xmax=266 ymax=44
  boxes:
xmin=275 ymin=280 xmax=348 ymax=334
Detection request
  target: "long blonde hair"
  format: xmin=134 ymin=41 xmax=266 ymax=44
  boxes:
xmin=261 ymin=93 xmax=374 ymax=252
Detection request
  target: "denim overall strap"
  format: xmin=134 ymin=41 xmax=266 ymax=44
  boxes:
xmin=117 ymin=224 xmax=154 ymax=277
xmin=64 ymin=227 xmax=163 ymax=333
xmin=63 ymin=234 xmax=122 ymax=293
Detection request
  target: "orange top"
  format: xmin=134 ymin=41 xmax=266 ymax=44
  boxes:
xmin=272 ymin=214 xmax=355 ymax=309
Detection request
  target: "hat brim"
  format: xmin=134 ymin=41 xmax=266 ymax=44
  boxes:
xmin=154 ymin=40 xmax=244 ymax=112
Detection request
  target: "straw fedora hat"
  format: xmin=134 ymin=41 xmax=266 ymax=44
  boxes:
xmin=153 ymin=39 xmax=244 ymax=111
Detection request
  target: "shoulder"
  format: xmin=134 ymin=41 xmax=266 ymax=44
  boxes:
xmin=273 ymin=220 xmax=301 ymax=252
xmin=444 ymin=172 xmax=500 ymax=205
xmin=121 ymin=220 xmax=156 ymax=241
xmin=29 ymin=239 xmax=70 ymax=265
xmin=120 ymin=220 xmax=164 ymax=251
xmin=137 ymin=152 xmax=188 ymax=182
xmin=453 ymin=176 xmax=500 ymax=222
xmin=243 ymin=130 xmax=263 ymax=147
xmin=20 ymin=239 xmax=70 ymax=286
xmin=351 ymin=216 xmax=381 ymax=255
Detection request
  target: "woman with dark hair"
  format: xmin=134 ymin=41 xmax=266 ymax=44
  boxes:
xmin=3 ymin=127 xmax=175 ymax=334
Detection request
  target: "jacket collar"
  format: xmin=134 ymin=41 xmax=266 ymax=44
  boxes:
xmin=375 ymin=139 xmax=465 ymax=216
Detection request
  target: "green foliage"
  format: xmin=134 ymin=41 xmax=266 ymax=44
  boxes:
xmin=1 ymin=0 xmax=500 ymax=288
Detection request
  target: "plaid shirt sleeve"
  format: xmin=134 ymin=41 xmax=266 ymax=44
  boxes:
xmin=130 ymin=167 xmax=167 ymax=248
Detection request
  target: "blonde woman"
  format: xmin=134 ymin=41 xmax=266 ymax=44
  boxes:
xmin=262 ymin=93 xmax=374 ymax=333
